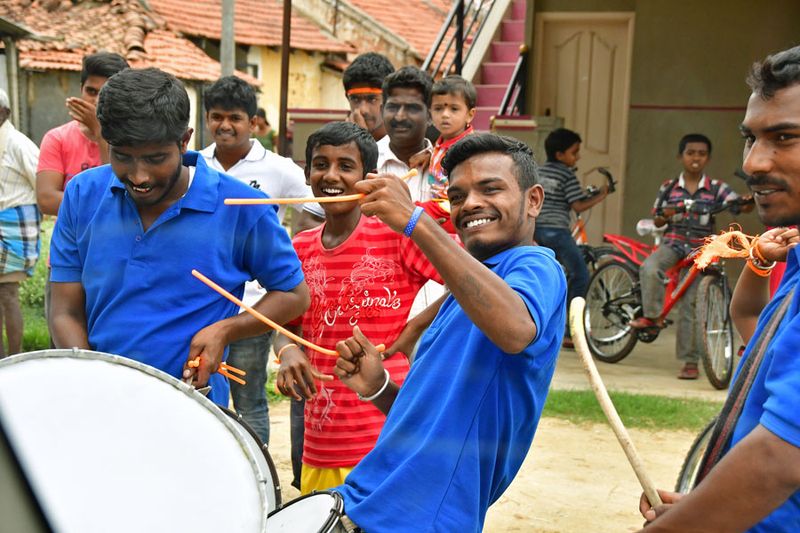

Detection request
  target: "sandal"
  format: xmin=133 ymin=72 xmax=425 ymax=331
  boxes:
xmin=678 ymin=363 xmax=699 ymax=380
xmin=629 ymin=316 xmax=664 ymax=329
xmin=562 ymin=337 xmax=575 ymax=350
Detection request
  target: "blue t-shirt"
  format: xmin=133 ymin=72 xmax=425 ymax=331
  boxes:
xmin=728 ymin=248 xmax=800 ymax=532
xmin=50 ymin=152 xmax=304 ymax=405
xmin=335 ymin=246 xmax=566 ymax=532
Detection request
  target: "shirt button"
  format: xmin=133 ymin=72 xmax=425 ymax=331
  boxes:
xmin=135 ymin=235 xmax=142 ymax=242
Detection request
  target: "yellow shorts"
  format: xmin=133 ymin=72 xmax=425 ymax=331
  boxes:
xmin=300 ymin=464 xmax=353 ymax=495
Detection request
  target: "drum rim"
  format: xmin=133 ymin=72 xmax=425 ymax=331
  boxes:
xmin=268 ymin=490 xmax=344 ymax=532
xmin=0 ymin=348 xmax=271 ymax=532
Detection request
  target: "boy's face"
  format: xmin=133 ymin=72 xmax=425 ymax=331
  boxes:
xmin=308 ymin=141 xmax=364 ymax=217
xmin=110 ymin=130 xmax=192 ymax=208
xmin=80 ymin=75 xmax=109 ymax=106
xmin=555 ymin=142 xmax=581 ymax=168
xmin=206 ymin=106 xmax=256 ymax=153
xmin=383 ymin=87 xmax=429 ymax=148
xmin=430 ymin=92 xmax=475 ymax=140
xmin=447 ymin=152 xmax=542 ymax=261
xmin=347 ymin=84 xmax=385 ymax=135
xmin=742 ymin=83 xmax=800 ymax=227
xmin=680 ymin=141 xmax=710 ymax=175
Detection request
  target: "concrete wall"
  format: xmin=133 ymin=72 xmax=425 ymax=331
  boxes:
xmin=529 ymin=0 xmax=800 ymax=237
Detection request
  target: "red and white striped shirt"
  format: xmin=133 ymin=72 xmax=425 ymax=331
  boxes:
xmin=292 ymin=215 xmax=442 ymax=468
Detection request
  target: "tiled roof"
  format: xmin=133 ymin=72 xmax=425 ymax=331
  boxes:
xmin=0 ymin=0 xmax=256 ymax=83
xmin=347 ymin=0 xmax=449 ymax=59
xmin=148 ymin=0 xmax=353 ymax=53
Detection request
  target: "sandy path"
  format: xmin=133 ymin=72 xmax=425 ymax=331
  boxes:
xmin=265 ymin=402 xmax=697 ymax=532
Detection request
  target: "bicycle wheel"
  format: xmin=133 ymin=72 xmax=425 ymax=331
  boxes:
xmin=675 ymin=417 xmax=717 ymax=493
xmin=583 ymin=261 xmax=639 ymax=363
xmin=696 ymin=275 xmax=735 ymax=390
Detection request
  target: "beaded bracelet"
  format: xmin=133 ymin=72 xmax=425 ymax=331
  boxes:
xmin=403 ymin=206 xmax=424 ymax=238
xmin=357 ymin=368 xmax=391 ymax=402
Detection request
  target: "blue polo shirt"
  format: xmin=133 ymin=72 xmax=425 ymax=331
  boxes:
xmin=50 ymin=152 xmax=304 ymax=406
xmin=728 ymin=247 xmax=800 ymax=532
xmin=336 ymin=245 xmax=566 ymax=532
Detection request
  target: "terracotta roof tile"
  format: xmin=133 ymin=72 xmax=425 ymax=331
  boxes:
xmin=148 ymin=0 xmax=353 ymax=53
xmin=346 ymin=0 xmax=448 ymax=59
xmin=0 ymin=0 xmax=256 ymax=82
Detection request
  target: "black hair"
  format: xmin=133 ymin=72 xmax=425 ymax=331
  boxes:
xmin=97 ymin=68 xmax=190 ymax=147
xmin=382 ymin=66 xmax=433 ymax=106
xmin=80 ymin=52 xmax=129 ymax=85
xmin=431 ymin=75 xmax=477 ymax=109
xmin=442 ymin=133 xmax=539 ymax=190
xmin=544 ymin=128 xmax=582 ymax=162
xmin=678 ymin=133 xmax=712 ymax=155
xmin=256 ymin=108 xmax=269 ymax=123
xmin=343 ymin=53 xmax=395 ymax=92
xmin=203 ymin=76 xmax=257 ymax=117
xmin=747 ymin=45 xmax=800 ymax=100
xmin=304 ymin=121 xmax=379 ymax=177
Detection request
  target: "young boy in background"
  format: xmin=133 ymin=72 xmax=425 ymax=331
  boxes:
xmin=535 ymin=128 xmax=608 ymax=347
xmin=421 ymin=75 xmax=477 ymax=233
xmin=630 ymin=133 xmax=746 ymax=379
xmin=274 ymin=121 xmax=443 ymax=494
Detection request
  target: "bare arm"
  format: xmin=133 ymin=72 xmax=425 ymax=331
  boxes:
xmin=731 ymin=227 xmax=800 ymax=344
xmin=49 ymin=281 xmax=90 ymax=349
xmin=639 ymin=425 xmax=800 ymax=532
xmin=184 ymin=281 xmax=310 ymax=387
xmin=36 ymin=171 xmax=66 ymax=216
xmin=356 ymin=175 xmax=535 ymax=353
xmin=384 ymin=292 xmax=448 ymax=358
xmin=570 ymin=186 xmax=609 ymax=214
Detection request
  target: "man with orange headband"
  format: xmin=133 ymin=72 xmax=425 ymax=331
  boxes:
xmin=343 ymin=53 xmax=395 ymax=142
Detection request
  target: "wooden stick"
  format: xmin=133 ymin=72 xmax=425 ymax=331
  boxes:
xmin=223 ymin=169 xmax=418 ymax=206
xmin=191 ymin=270 xmax=385 ymax=356
xmin=569 ymin=296 xmax=663 ymax=508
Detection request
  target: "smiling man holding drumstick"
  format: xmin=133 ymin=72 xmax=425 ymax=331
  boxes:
xmin=320 ymin=133 xmax=566 ymax=532
xmin=637 ymin=45 xmax=800 ymax=532
xmin=48 ymin=68 xmax=309 ymax=407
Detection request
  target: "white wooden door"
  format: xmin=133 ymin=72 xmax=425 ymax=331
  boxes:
xmin=534 ymin=13 xmax=634 ymax=242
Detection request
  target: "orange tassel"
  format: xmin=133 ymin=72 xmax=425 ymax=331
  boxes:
xmin=693 ymin=226 xmax=757 ymax=270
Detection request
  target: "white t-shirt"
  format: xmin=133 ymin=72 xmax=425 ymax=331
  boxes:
xmin=201 ymin=140 xmax=313 ymax=307
xmin=375 ymin=135 xmax=443 ymax=317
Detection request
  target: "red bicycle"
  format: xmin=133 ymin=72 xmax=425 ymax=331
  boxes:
xmin=582 ymin=198 xmax=752 ymax=389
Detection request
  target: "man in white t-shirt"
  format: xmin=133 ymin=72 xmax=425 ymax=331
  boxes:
xmin=201 ymin=76 xmax=317 ymax=444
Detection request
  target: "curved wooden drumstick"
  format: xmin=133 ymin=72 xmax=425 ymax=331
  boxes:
xmin=569 ymin=296 xmax=663 ymax=508
xmin=224 ymin=169 xmax=418 ymax=206
xmin=191 ymin=270 xmax=384 ymax=356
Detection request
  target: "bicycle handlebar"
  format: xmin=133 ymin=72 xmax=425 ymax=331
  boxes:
xmin=584 ymin=167 xmax=618 ymax=197
xmin=655 ymin=196 xmax=754 ymax=217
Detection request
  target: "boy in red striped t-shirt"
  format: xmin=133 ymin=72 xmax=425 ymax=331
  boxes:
xmin=274 ymin=122 xmax=443 ymax=494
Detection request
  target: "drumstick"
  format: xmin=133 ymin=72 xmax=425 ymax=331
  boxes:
xmin=186 ymin=357 xmax=248 ymax=385
xmin=224 ymin=169 xmax=418 ymax=205
xmin=568 ymin=297 xmax=663 ymax=508
xmin=191 ymin=270 xmax=385 ymax=356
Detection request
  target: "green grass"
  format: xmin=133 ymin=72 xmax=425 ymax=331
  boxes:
xmin=542 ymin=389 xmax=722 ymax=432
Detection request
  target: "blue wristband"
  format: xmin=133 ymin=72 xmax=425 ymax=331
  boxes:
xmin=403 ymin=206 xmax=424 ymax=238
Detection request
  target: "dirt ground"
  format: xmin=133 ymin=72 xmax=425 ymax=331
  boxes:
xmin=265 ymin=328 xmax=720 ymax=532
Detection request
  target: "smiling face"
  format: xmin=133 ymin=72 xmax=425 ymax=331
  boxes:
xmin=383 ymin=87 xmax=429 ymax=149
xmin=680 ymin=141 xmax=710 ymax=176
xmin=431 ymin=92 xmax=475 ymax=140
xmin=741 ymin=83 xmax=800 ymax=227
xmin=206 ymin=106 xmax=256 ymax=153
xmin=308 ymin=141 xmax=365 ymax=217
xmin=110 ymin=131 xmax=191 ymax=208
xmin=447 ymin=152 xmax=542 ymax=261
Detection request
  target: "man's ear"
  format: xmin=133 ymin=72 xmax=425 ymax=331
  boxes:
xmin=180 ymin=129 xmax=194 ymax=153
xmin=526 ymin=183 xmax=545 ymax=219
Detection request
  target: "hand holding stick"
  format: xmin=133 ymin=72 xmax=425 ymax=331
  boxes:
xmin=569 ymin=296 xmax=663 ymax=508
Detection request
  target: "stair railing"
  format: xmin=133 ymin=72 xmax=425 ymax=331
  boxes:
xmin=422 ymin=0 xmax=496 ymax=79
xmin=497 ymin=44 xmax=527 ymax=116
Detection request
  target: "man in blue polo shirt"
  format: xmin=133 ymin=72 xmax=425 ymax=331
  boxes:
xmin=637 ymin=45 xmax=800 ymax=532
xmin=48 ymin=68 xmax=309 ymax=406
xmin=314 ymin=134 xmax=565 ymax=531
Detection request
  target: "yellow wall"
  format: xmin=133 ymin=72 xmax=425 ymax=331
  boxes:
xmin=256 ymin=47 xmax=348 ymax=131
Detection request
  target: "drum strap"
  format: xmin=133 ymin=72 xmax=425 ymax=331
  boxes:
xmin=340 ymin=514 xmax=363 ymax=533
xmin=695 ymin=287 xmax=795 ymax=486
